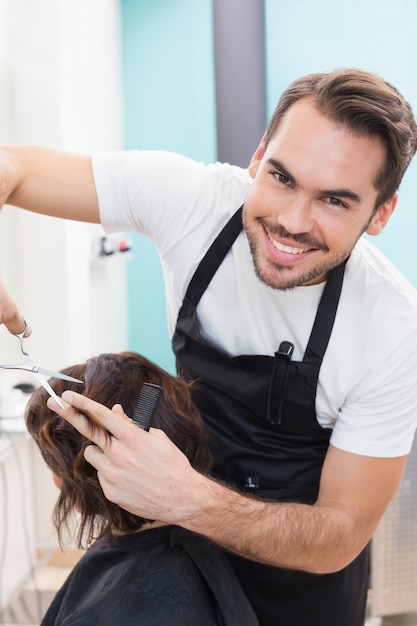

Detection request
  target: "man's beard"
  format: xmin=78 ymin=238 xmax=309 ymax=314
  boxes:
xmin=249 ymin=248 xmax=349 ymax=290
xmin=243 ymin=217 xmax=355 ymax=291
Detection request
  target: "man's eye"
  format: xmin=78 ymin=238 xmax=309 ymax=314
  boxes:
xmin=275 ymin=173 xmax=290 ymax=185
xmin=327 ymin=196 xmax=346 ymax=208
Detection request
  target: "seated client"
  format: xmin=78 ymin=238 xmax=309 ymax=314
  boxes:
xmin=25 ymin=351 xmax=258 ymax=626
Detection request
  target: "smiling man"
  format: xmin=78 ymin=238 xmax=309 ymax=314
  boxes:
xmin=1 ymin=68 xmax=417 ymax=626
xmin=243 ymin=98 xmax=396 ymax=289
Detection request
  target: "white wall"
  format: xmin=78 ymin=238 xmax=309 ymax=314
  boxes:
xmin=0 ymin=0 xmax=127 ymax=610
xmin=0 ymin=0 xmax=127 ymax=367
xmin=0 ymin=439 xmax=37 ymax=618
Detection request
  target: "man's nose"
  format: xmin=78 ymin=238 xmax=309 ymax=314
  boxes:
xmin=277 ymin=194 xmax=314 ymax=235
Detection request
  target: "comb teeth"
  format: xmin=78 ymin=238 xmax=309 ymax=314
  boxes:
xmin=132 ymin=383 xmax=163 ymax=431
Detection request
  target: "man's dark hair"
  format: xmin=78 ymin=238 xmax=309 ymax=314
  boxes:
xmin=266 ymin=68 xmax=417 ymax=208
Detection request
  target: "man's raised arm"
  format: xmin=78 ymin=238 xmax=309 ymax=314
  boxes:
xmin=0 ymin=145 xmax=99 ymax=222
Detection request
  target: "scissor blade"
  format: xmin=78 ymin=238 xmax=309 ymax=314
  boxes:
xmin=36 ymin=367 xmax=83 ymax=384
xmin=34 ymin=372 xmax=65 ymax=409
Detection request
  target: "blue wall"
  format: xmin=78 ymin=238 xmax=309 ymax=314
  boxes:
xmin=121 ymin=0 xmax=417 ymax=370
xmin=264 ymin=0 xmax=417 ymax=285
xmin=121 ymin=0 xmax=216 ymax=372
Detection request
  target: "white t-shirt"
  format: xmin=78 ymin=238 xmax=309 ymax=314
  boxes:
xmin=93 ymin=150 xmax=417 ymax=458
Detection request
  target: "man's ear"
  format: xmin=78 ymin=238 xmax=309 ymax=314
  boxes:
xmin=366 ymin=194 xmax=398 ymax=236
xmin=248 ymin=134 xmax=267 ymax=179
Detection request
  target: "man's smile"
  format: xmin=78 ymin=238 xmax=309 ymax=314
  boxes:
xmin=259 ymin=219 xmax=328 ymax=263
xmin=266 ymin=230 xmax=314 ymax=255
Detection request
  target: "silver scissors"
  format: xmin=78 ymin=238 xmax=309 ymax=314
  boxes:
xmin=0 ymin=321 xmax=83 ymax=408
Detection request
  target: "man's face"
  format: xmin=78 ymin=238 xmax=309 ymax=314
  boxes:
xmin=243 ymin=99 xmax=396 ymax=290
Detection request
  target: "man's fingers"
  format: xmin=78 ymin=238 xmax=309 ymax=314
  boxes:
xmin=0 ymin=281 xmax=30 ymax=335
xmin=46 ymin=394 xmax=108 ymax=449
xmin=48 ymin=390 xmax=136 ymax=445
xmin=84 ymin=442 xmax=107 ymax=469
xmin=6 ymin=316 xmax=30 ymax=335
xmin=112 ymin=403 xmax=130 ymax=420
xmin=46 ymin=393 xmax=114 ymax=450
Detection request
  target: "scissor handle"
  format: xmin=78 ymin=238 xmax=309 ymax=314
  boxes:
xmin=12 ymin=320 xmax=30 ymax=357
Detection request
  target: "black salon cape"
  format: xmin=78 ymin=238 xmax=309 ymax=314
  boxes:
xmin=41 ymin=525 xmax=259 ymax=626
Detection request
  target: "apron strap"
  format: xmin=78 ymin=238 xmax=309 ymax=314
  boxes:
xmin=184 ymin=207 xmax=243 ymax=307
xmin=303 ymin=260 xmax=346 ymax=365
xmin=181 ymin=203 xmax=345 ymax=367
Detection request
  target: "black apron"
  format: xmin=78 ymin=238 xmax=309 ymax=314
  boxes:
xmin=172 ymin=207 xmax=369 ymax=626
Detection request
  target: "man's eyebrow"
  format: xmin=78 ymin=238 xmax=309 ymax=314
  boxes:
xmin=319 ymin=187 xmax=361 ymax=204
xmin=267 ymin=158 xmax=362 ymax=204
xmin=267 ymin=158 xmax=295 ymax=184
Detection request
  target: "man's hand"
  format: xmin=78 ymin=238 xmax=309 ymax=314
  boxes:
xmin=0 ymin=280 xmax=30 ymax=336
xmin=47 ymin=391 xmax=206 ymax=525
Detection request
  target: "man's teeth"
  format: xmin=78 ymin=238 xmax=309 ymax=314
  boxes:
xmin=268 ymin=233 xmax=311 ymax=255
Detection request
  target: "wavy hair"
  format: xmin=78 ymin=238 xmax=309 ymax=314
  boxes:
xmin=25 ymin=352 xmax=211 ymax=548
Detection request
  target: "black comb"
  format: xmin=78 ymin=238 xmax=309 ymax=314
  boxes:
xmin=132 ymin=383 xmax=163 ymax=431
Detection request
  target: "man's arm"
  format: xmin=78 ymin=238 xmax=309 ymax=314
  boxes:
xmin=50 ymin=391 xmax=407 ymax=574
xmin=0 ymin=145 xmax=99 ymax=222
xmin=0 ymin=145 xmax=99 ymax=333
xmin=186 ymin=444 xmax=406 ymax=573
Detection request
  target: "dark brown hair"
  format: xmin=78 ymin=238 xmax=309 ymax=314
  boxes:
xmin=25 ymin=352 xmax=211 ymax=548
xmin=265 ymin=68 xmax=417 ymax=209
